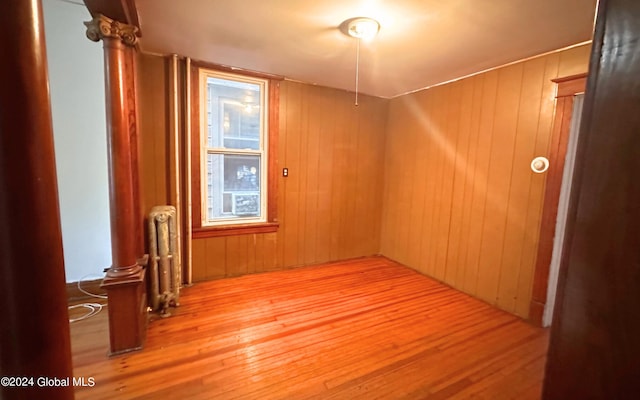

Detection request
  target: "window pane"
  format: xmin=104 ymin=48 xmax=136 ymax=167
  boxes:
xmin=206 ymin=77 xmax=261 ymax=150
xmin=207 ymin=154 xmax=261 ymax=220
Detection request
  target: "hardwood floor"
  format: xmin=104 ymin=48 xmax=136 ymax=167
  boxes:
xmin=70 ymin=256 xmax=549 ymax=399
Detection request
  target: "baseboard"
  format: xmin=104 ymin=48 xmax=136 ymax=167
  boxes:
xmin=67 ymin=278 xmax=106 ymax=302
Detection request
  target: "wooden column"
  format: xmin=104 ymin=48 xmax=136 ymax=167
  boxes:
xmin=85 ymin=14 xmax=147 ymax=355
xmin=0 ymin=0 xmax=73 ymax=399
xmin=543 ymin=0 xmax=640 ymax=397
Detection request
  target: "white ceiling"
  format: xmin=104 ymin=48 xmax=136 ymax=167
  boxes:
xmin=135 ymin=0 xmax=597 ymax=98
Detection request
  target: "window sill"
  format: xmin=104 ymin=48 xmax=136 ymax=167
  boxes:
xmin=192 ymin=222 xmax=279 ymax=239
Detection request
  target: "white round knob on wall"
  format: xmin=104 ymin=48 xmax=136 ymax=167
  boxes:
xmin=531 ymin=156 xmax=550 ymax=173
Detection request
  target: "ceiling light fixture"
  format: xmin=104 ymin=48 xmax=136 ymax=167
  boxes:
xmin=348 ymin=17 xmax=380 ymax=42
xmin=342 ymin=17 xmax=380 ymax=106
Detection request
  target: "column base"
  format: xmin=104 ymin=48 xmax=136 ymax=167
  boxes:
xmin=101 ymin=255 xmax=149 ymax=356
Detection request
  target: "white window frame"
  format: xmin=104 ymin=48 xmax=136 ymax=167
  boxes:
xmin=198 ymin=69 xmax=269 ymax=227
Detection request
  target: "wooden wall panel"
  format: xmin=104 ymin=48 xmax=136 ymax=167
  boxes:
xmin=138 ymin=45 xmax=591 ymax=320
xmin=137 ymin=57 xmax=387 ymax=281
xmin=380 ymin=44 xmax=591 ymax=318
xmin=137 ymin=53 xmax=169 ymax=216
xmin=194 ymin=81 xmax=387 ymax=280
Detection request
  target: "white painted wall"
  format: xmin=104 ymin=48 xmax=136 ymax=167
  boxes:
xmin=43 ymin=0 xmax=112 ymax=282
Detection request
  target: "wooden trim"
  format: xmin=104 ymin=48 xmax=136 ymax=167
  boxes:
xmin=529 ymin=75 xmax=586 ymax=326
xmin=189 ymin=65 xmax=280 ymax=233
xmin=185 ymin=57 xmax=194 ymax=284
xmin=191 ymin=60 xmax=284 ymax=81
xmin=67 ymin=279 xmax=105 ymax=301
xmin=193 ymin=222 xmax=279 ymax=238
xmin=554 ymin=74 xmax=588 ymax=97
xmin=190 ymin=63 xmax=202 ymax=227
xmin=551 ymin=72 xmax=588 ymax=84
xmin=267 ymin=81 xmax=280 ymax=223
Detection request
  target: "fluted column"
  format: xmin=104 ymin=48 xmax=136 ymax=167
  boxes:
xmin=85 ymin=13 xmax=147 ymax=355
xmin=0 ymin=0 xmax=74 ymax=398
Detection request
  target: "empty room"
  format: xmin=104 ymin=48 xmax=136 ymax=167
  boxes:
xmin=3 ymin=0 xmax=640 ymax=399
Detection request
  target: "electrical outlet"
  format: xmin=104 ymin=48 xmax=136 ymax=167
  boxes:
xmin=283 ymin=168 xmax=288 ymax=177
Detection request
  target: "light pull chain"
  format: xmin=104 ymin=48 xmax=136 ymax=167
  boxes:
xmin=355 ymin=38 xmax=360 ymax=106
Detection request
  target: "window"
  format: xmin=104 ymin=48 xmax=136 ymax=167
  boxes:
xmin=192 ymin=65 xmax=279 ymax=237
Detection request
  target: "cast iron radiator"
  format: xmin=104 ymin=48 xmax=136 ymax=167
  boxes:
xmin=148 ymin=205 xmax=181 ymax=316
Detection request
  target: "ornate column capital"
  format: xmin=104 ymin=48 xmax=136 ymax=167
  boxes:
xmin=85 ymin=14 xmax=139 ymax=46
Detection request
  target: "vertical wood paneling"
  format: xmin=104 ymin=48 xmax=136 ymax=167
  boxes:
xmin=380 ymin=97 xmax=406 ymax=261
xmin=417 ymin=90 xmax=438 ymax=277
xmin=499 ymin=56 xmax=547 ymax=314
xmin=476 ymin=63 xmax=522 ymax=304
xmin=276 ymin=80 xmax=289 ymax=271
xmin=205 ymin=236 xmax=225 ymax=279
xmin=380 ymin=44 xmax=591 ymax=318
xmin=303 ymin=89 xmax=320 ymax=264
xmin=447 ymin=78 xmax=474 ymax=288
xmin=282 ymin=82 xmax=302 ymax=267
xmin=427 ymin=86 xmax=449 ymax=278
xmin=314 ymin=89 xmax=334 ymax=264
xmin=191 ymin=237 xmax=206 ymax=281
xmin=137 ymin=53 xmax=169 ymax=215
xmin=137 ymin=45 xmax=590 ymax=320
xmin=463 ymin=70 xmax=498 ymax=295
xmin=189 ymin=81 xmax=388 ymax=279
xmin=264 ymin=234 xmax=275 ymax=272
xmin=514 ymin=53 xmax=562 ymax=317
xmin=405 ymin=93 xmax=427 ymax=270
xmin=458 ymin=76 xmax=483 ymax=290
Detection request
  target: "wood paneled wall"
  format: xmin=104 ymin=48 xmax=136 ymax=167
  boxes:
xmin=380 ymin=44 xmax=591 ymax=318
xmin=137 ymin=54 xmax=388 ymax=281
xmin=192 ymin=82 xmax=387 ymax=279
xmin=138 ymin=45 xmax=592 ymax=320
xmin=138 ymin=53 xmax=170 ymax=213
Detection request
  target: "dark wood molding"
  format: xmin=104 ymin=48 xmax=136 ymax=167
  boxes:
xmin=529 ymin=75 xmax=586 ymax=326
xmin=543 ymin=0 xmax=640 ymax=397
xmin=190 ymin=62 xmax=202 ymax=227
xmin=189 ymin=64 xmax=280 ymax=234
xmin=553 ymin=73 xmax=587 ymax=97
xmin=191 ymin=59 xmax=284 ymax=81
xmin=267 ymin=81 xmax=280 ymax=223
xmin=193 ymin=222 xmax=280 ymax=239
xmin=101 ymin=266 xmax=147 ymax=356
xmin=551 ymin=72 xmax=588 ymax=84
xmin=0 ymin=0 xmax=74 ymax=398
xmin=528 ymin=76 xmax=586 ymax=327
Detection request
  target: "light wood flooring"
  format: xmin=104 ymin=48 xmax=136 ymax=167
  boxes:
xmin=70 ymin=256 xmax=549 ymax=399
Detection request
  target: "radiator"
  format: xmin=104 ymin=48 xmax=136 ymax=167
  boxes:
xmin=148 ymin=205 xmax=181 ymax=316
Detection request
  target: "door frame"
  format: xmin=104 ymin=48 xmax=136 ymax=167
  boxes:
xmin=529 ymin=73 xmax=587 ymax=326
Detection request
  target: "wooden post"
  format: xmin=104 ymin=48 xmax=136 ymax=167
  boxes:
xmin=0 ymin=0 xmax=74 ymax=399
xmin=543 ymin=0 xmax=640 ymax=397
xmin=85 ymin=14 xmax=147 ymax=355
